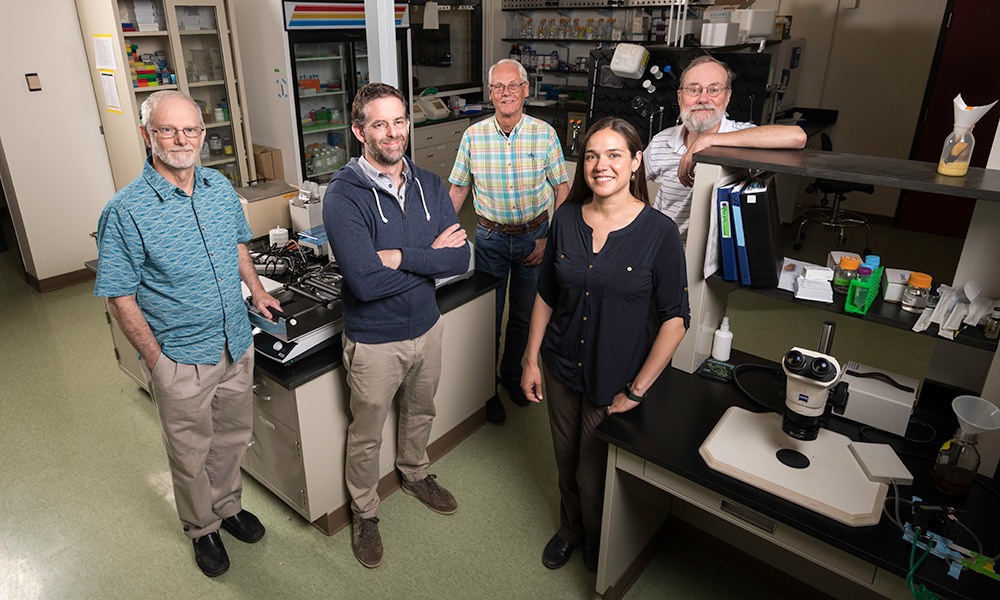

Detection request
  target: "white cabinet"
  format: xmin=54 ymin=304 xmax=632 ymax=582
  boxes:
xmin=76 ymin=0 xmax=256 ymax=189
xmin=412 ymin=119 xmax=469 ymax=183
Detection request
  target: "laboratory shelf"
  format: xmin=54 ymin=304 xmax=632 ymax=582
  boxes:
xmin=134 ymin=84 xmax=178 ymax=92
xmin=122 ymin=31 xmax=168 ymax=37
xmin=202 ymin=156 xmax=235 ymax=167
xmin=307 ymin=164 xmax=346 ymax=179
xmin=707 ymin=274 xmax=998 ymax=352
xmin=296 ymin=55 xmax=343 ymax=61
xmin=302 ymin=124 xmax=350 ymax=134
xmin=298 ymin=90 xmax=346 ymax=99
xmin=695 ymin=146 xmax=1000 ymax=203
xmin=179 ymin=29 xmax=218 ymax=35
xmin=205 ymin=120 xmax=231 ymax=129
xmin=188 ymin=79 xmax=225 ymax=88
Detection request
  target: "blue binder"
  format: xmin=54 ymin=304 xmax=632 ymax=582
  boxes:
xmin=730 ymin=180 xmax=752 ymax=286
xmin=717 ymin=183 xmax=738 ymax=281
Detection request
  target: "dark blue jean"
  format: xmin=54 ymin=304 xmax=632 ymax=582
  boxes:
xmin=474 ymin=220 xmax=549 ymax=386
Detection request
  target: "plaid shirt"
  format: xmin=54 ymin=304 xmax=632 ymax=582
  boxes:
xmin=449 ymin=114 xmax=568 ymax=225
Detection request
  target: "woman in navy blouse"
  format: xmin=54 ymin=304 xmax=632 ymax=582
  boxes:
xmin=522 ymin=117 xmax=690 ymax=573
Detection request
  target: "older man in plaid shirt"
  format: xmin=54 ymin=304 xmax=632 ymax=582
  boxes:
xmin=449 ymin=59 xmax=569 ymax=424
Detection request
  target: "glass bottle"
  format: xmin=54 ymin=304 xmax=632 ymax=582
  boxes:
xmin=901 ymin=272 xmax=932 ymax=313
xmin=984 ymin=307 xmax=1000 ymax=340
xmin=832 ymin=256 xmax=860 ymax=294
xmin=223 ymin=136 xmax=233 ymax=156
xmin=931 ymin=429 xmax=981 ymax=496
xmin=208 ymin=132 xmax=223 ymax=156
xmin=938 ymin=128 xmax=975 ymax=177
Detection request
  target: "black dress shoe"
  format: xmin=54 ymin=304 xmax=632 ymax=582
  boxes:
xmin=542 ymin=534 xmax=577 ymax=569
xmin=501 ymin=380 xmax=531 ymax=407
xmin=583 ymin=540 xmax=599 ymax=573
xmin=221 ymin=509 xmax=265 ymax=543
xmin=486 ymin=394 xmax=506 ymax=423
xmin=193 ymin=531 xmax=229 ymax=577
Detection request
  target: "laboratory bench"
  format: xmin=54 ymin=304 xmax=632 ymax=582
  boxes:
xmin=594 ymin=350 xmax=1000 ymax=600
xmin=593 ymin=146 xmax=1000 ymax=599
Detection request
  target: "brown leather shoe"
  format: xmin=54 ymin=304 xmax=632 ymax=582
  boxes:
xmin=352 ymin=515 xmax=383 ymax=568
xmin=402 ymin=474 xmax=458 ymax=515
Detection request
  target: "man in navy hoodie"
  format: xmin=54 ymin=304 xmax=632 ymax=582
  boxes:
xmin=323 ymin=83 xmax=471 ymax=569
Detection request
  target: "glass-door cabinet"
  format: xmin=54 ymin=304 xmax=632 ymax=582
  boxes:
xmin=292 ymin=40 xmax=353 ymax=181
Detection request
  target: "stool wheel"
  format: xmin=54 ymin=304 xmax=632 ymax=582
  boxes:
xmin=793 ymin=243 xmax=803 ymax=251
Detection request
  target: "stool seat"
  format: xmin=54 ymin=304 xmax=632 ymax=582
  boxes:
xmin=813 ymin=178 xmax=874 ymax=196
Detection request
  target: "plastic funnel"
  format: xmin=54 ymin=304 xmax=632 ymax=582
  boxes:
xmin=952 ymin=395 xmax=1000 ymax=435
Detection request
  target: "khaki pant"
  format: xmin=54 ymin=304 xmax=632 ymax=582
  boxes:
xmin=141 ymin=347 xmax=254 ymax=539
xmin=343 ymin=319 xmax=444 ymax=519
xmin=543 ymin=363 xmax=608 ymax=546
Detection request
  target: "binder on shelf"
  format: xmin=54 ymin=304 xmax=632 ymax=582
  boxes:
xmin=730 ymin=180 xmax=752 ymax=286
xmin=717 ymin=182 xmax=738 ymax=281
xmin=738 ymin=174 xmax=783 ymax=289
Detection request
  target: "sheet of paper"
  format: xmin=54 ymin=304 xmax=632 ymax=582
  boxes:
xmin=100 ymin=71 xmax=122 ymax=113
xmin=779 ymin=257 xmax=823 ymax=292
xmin=423 ymin=1 xmax=440 ymax=29
xmin=93 ymin=34 xmax=117 ymax=71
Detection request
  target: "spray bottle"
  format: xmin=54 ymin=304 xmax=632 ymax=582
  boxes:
xmin=937 ymin=94 xmax=998 ymax=177
xmin=711 ymin=317 xmax=733 ymax=362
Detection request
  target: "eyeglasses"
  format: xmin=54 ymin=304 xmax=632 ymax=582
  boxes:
xmin=367 ymin=117 xmax=409 ymax=132
xmin=489 ymin=82 xmax=527 ymax=95
xmin=680 ymin=84 xmax=729 ymax=98
xmin=148 ymin=126 xmax=204 ymax=139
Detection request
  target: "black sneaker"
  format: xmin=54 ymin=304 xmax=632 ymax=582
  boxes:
xmin=486 ymin=394 xmax=506 ymax=423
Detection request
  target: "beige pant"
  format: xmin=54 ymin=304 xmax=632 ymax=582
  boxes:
xmin=141 ymin=347 xmax=254 ymax=539
xmin=343 ymin=319 xmax=444 ymax=519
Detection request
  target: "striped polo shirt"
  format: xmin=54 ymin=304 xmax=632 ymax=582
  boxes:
xmin=94 ymin=159 xmax=254 ymax=365
xmin=644 ymin=117 xmax=755 ymax=241
xmin=449 ymin=114 xmax=568 ymax=225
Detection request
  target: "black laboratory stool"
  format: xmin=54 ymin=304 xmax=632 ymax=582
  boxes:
xmin=792 ymin=134 xmax=875 ymax=254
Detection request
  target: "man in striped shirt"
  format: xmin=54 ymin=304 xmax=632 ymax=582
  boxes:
xmin=449 ymin=59 xmax=569 ymax=424
xmin=645 ymin=55 xmax=806 ymax=242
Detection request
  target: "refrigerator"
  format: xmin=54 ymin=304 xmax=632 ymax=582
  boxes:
xmin=283 ymin=1 xmax=412 ymax=183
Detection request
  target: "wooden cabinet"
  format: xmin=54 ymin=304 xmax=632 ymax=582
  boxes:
xmin=76 ymin=0 xmax=256 ymax=189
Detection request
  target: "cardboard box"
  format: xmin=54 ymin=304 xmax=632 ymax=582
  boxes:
xmin=252 ymin=144 xmax=284 ymax=182
xmin=826 ymin=251 xmax=862 ymax=271
xmin=236 ymin=180 xmax=297 ymax=240
xmin=882 ymin=268 xmax=914 ymax=304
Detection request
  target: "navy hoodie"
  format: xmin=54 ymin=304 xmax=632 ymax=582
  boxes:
xmin=323 ymin=156 xmax=470 ymax=344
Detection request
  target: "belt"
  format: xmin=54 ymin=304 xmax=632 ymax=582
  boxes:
xmin=477 ymin=212 xmax=548 ymax=235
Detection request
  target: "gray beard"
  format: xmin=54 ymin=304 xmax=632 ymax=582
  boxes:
xmin=681 ymin=108 xmax=723 ymax=134
xmin=368 ymin=137 xmax=408 ymax=166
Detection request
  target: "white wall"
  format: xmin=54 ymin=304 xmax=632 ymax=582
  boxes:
xmin=0 ymin=0 xmax=116 ymax=281
xmin=234 ymin=0 xmax=301 ymax=184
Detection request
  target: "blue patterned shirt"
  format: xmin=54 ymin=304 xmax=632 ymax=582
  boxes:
xmin=448 ymin=114 xmax=568 ymax=224
xmin=94 ymin=159 xmax=254 ymax=365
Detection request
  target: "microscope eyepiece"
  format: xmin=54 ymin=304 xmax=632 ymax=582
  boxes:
xmin=784 ymin=350 xmax=805 ymax=371
xmin=810 ymin=358 xmax=831 ymax=378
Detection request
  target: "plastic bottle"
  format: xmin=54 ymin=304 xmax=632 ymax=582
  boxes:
xmin=711 ymin=317 xmax=733 ymax=361
xmin=597 ymin=19 xmax=605 ymax=39
xmin=200 ymin=141 xmax=210 ymax=161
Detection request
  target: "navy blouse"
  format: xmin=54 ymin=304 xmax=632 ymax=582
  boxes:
xmin=538 ymin=203 xmax=690 ymax=406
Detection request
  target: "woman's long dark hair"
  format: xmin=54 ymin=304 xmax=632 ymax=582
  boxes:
xmin=565 ymin=117 xmax=649 ymax=206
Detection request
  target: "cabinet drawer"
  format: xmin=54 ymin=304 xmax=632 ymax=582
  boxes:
xmin=413 ymin=141 xmax=460 ymax=165
xmin=413 ymin=119 xmax=468 ymax=148
xmin=246 ymin=405 xmax=307 ymax=513
xmin=252 ymin=371 xmax=298 ymax=431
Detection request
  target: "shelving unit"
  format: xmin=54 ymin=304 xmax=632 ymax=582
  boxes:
xmin=76 ymin=0 xmax=256 ymax=189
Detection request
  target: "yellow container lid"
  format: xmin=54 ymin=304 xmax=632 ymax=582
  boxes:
xmin=907 ymin=272 xmax=932 ymax=288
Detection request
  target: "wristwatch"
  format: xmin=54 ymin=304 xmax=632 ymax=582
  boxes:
xmin=622 ymin=382 xmax=646 ymax=403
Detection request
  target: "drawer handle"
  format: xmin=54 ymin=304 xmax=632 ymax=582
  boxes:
xmin=720 ymin=499 xmax=776 ymax=534
xmin=253 ymin=389 xmax=272 ymax=402
xmin=426 ymin=135 xmax=434 ymax=140
xmin=426 ymin=154 xmax=435 ymax=159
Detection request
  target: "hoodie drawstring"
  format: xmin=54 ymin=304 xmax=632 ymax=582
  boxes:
xmin=372 ymin=188 xmax=388 ymax=223
xmin=414 ymin=178 xmax=431 ymax=222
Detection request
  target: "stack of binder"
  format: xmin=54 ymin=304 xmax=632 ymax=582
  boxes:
xmin=716 ymin=174 xmax=783 ymax=289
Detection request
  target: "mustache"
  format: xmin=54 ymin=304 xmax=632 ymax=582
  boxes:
xmin=690 ymin=103 xmax=716 ymax=112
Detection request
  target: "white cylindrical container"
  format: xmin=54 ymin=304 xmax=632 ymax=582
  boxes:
xmin=711 ymin=317 xmax=733 ymax=361
xmin=269 ymin=227 xmax=289 ymax=248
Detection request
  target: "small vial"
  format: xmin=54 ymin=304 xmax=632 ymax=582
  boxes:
xmin=985 ymin=307 xmax=1000 ymax=340
xmin=853 ymin=266 xmax=873 ymax=308
xmin=650 ymin=65 xmax=664 ymax=80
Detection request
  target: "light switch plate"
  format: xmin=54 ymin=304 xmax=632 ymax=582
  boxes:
xmin=25 ymin=73 xmax=41 ymax=92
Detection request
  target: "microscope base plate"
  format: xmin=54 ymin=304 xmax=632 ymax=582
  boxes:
xmin=699 ymin=406 xmax=886 ymax=527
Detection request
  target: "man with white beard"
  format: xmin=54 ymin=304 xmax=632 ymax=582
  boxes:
xmin=644 ymin=55 xmax=807 ymax=241
xmin=95 ymin=90 xmax=280 ymax=577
